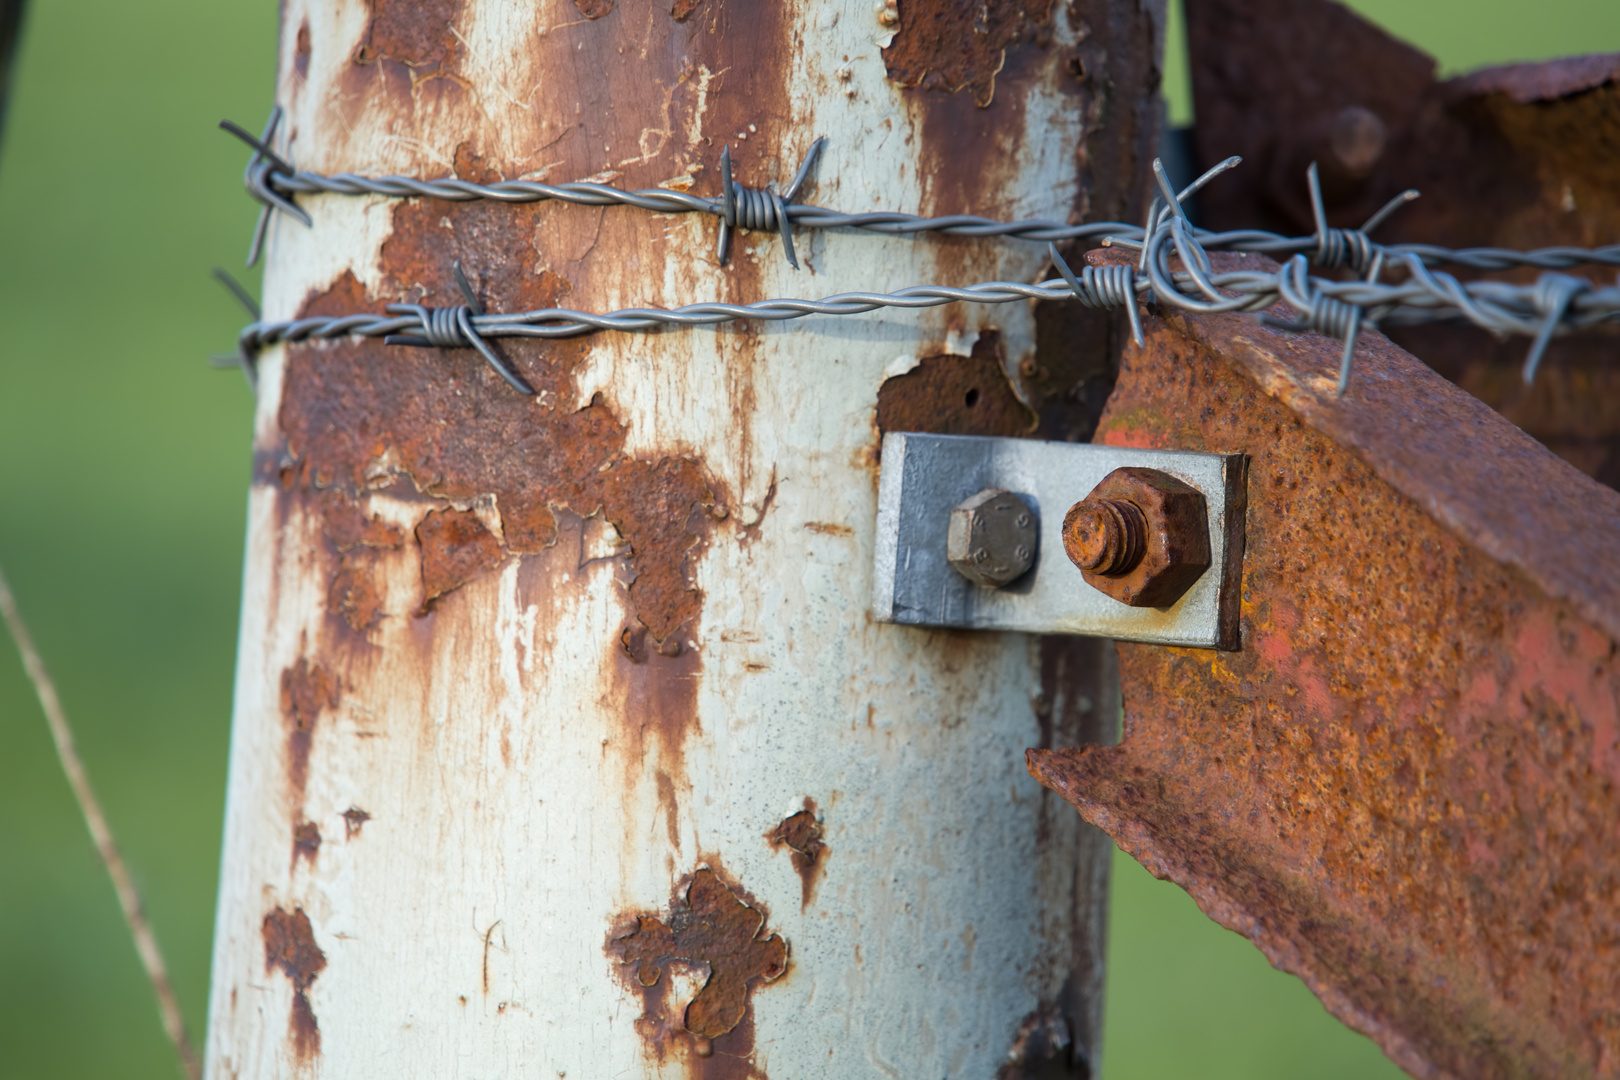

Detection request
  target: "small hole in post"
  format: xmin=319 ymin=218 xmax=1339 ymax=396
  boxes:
xmin=964 ymin=388 xmax=980 ymax=407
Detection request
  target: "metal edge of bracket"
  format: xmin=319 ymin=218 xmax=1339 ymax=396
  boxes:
xmin=871 ymin=432 xmax=1248 ymax=650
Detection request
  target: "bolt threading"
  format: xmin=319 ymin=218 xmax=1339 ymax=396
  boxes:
xmin=1062 ymin=498 xmax=1148 ymax=576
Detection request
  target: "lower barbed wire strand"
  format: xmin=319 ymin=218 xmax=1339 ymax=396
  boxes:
xmin=232 ymin=260 xmax=1620 ymax=374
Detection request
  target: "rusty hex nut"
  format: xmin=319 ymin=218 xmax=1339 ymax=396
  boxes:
xmin=1062 ymin=467 xmax=1211 ymax=607
xmin=947 ymin=488 xmax=1038 ymax=589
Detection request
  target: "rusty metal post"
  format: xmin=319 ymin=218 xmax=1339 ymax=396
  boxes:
xmin=1031 ymin=249 xmax=1620 ymax=1080
xmin=205 ymin=3 xmax=1163 ymax=1077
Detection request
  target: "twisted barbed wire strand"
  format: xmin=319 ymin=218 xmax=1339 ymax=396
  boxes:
xmin=223 ymin=108 xmax=1620 ymax=275
xmin=226 ymin=254 xmax=1619 ymax=400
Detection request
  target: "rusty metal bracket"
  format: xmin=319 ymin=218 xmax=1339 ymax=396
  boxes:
xmin=1029 ymin=246 xmax=1620 ymax=1080
xmin=872 ymin=432 xmax=1245 ymax=649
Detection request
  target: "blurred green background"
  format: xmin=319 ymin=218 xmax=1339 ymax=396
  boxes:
xmin=0 ymin=1 xmax=1614 ymax=1077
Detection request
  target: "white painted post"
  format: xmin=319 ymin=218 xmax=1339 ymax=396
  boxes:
xmin=206 ymin=2 xmax=1161 ymax=1076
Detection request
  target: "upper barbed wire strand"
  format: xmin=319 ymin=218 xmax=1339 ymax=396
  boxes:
xmin=221 ymin=108 xmax=1620 ymax=274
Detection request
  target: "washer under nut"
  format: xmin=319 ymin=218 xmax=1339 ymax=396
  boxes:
xmin=947 ymin=488 xmax=1038 ymax=589
xmin=1062 ymin=467 xmax=1211 ymax=607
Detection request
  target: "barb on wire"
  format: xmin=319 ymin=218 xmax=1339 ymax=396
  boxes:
xmin=209 ymin=268 xmax=261 ymax=394
xmin=221 ymin=107 xmax=1620 ymax=275
xmin=1049 ymin=242 xmax=1142 ymax=346
xmin=220 ymin=108 xmax=308 ymax=267
xmin=0 ymin=561 xmax=203 ymax=1080
xmin=716 ymin=137 xmax=824 ymax=269
xmin=383 ymin=260 xmax=535 ymax=394
xmin=1523 ymin=273 xmax=1593 ymax=385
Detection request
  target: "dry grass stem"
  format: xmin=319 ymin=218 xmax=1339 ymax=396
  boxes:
xmin=0 ymin=560 xmax=203 ymax=1080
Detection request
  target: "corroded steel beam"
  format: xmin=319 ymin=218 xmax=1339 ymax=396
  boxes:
xmin=1030 ymin=250 xmax=1620 ymax=1080
xmin=1184 ymin=0 xmax=1620 ymax=487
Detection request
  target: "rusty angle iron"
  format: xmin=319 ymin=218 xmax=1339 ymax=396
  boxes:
xmin=1029 ymin=248 xmax=1620 ymax=1080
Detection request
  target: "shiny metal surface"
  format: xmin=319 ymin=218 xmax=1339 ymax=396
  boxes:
xmin=872 ymin=432 xmax=1244 ymax=649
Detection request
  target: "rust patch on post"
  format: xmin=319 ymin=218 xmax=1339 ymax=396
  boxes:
xmin=311 ymin=489 xmax=404 ymax=635
xmin=574 ymin=0 xmax=614 ymax=18
xmin=875 ymin=331 xmax=1035 ymax=441
xmin=608 ymin=865 xmax=788 ymax=1071
xmin=670 ymin=0 xmax=701 ymax=21
xmin=882 ymin=0 xmax=1055 ymax=106
xmin=281 ymin=196 xmax=724 ymax=646
xmin=416 ymin=508 xmax=503 ymax=611
xmin=341 ymin=807 xmax=371 ymax=839
xmin=280 ymin=658 xmax=340 ymax=803
xmin=767 ymin=799 xmax=826 ymax=909
xmin=293 ymin=21 xmax=311 ymax=80
xmin=292 ymin=821 xmax=322 ymax=867
xmin=351 ymin=0 xmax=465 ymax=75
xmin=1028 ymin=251 xmax=1620 ymax=1080
xmin=263 ymin=907 xmax=327 ymax=1062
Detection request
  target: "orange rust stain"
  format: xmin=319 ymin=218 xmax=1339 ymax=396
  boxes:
xmin=341 ymin=807 xmax=371 ymax=839
xmin=314 ymin=490 xmax=403 ymax=634
xmin=802 ymin=522 xmax=853 ymax=537
xmin=318 ymin=490 xmax=403 ymax=552
xmin=277 ymin=3 xmax=818 ymax=663
xmin=656 ymin=770 xmax=683 ymax=853
xmin=281 ymin=199 xmax=723 ymax=645
xmin=328 ymin=560 xmax=388 ymax=635
xmin=767 ymin=799 xmax=827 ymax=910
xmin=609 ymin=866 xmax=787 ymax=1068
xmin=292 ymin=821 xmax=322 ymax=867
xmin=351 ymin=0 xmax=464 ymax=75
xmin=574 ymin=0 xmax=614 ymax=17
xmin=671 ymin=0 xmax=701 ymax=20
xmin=875 ymin=331 xmax=1035 ymax=441
xmin=599 ymin=600 xmax=706 ymax=822
xmin=452 ymin=141 xmax=502 ymax=184
xmin=882 ymin=0 xmax=1055 ymax=106
xmin=263 ymin=907 xmax=327 ymax=1063
xmin=416 ymin=507 xmax=504 ymax=611
xmin=280 ymin=658 xmax=340 ymax=803
xmin=293 ymin=20 xmax=311 ymax=80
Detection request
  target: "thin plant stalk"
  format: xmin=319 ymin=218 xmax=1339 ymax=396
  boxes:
xmin=0 ymin=560 xmax=202 ymax=1080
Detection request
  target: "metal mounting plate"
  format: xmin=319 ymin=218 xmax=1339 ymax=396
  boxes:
xmin=872 ymin=433 xmax=1245 ymax=649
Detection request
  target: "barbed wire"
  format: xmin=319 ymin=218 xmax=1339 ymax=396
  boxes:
xmin=223 ymin=107 xmax=1620 ymax=276
xmin=221 ymin=161 xmax=1619 ymax=398
xmin=218 ymin=112 xmax=1619 ymax=398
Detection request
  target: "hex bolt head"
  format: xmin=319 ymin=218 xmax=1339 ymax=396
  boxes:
xmin=947 ymin=488 xmax=1039 ymax=589
xmin=1062 ymin=467 xmax=1212 ymax=608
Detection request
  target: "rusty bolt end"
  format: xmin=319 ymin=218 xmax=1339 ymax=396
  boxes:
xmin=1062 ymin=498 xmax=1148 ymax=576
xmin=1067 ymin=468 xmax=1212 ymax=608
xmin=1330 ymin=105 xmax=1387 ymax=178
xmin=947 ymin=488 xmax=1039 ymax=589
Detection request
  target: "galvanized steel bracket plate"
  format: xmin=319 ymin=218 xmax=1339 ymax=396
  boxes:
xmin=872 ymin=433 xmax=1245 ymax=649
